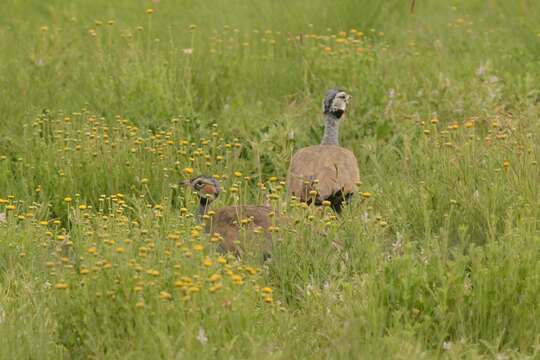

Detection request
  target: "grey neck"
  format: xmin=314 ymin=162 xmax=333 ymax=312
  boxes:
xmin=196 ymin=200 xmax=209 ymax=222
xmin=321 ymin=113 xmax=340 ymax=145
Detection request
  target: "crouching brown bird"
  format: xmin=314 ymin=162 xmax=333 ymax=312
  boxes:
xmin=183 ymin=175 xmax=275 ymax=259
xmin=286 ymin=89 xmax=359 ymax=213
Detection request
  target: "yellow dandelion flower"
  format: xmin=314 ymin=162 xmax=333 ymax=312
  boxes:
xmin=209 ymin=284 xmax=222 ymax=293
xmin=209 ymin=274 xmax=222 ymax=282
xmin=159 ymin=291 xmax=172 ymax=300
xmin=360 ymin=192 xmax=372 ymax=198
xmin=231 ymin=274 xmax=243 ymax=285
xmin=147 ymin=270 xmax=160 ymax=277
xmin=183 ymin=167 xmax=194 ymax=174
xmin=203 ymin=257 xmax=213 ymax=267
xmin=168 ymin=233 xmax=181 ymax=241
xmin=115 ymin=247 xmax=125 ymax=254
xmin=244 ymin=266 xmax=257 ymax=275
xmin=181 ymin=276 xmax=193 ymax=284
xmin=193 ymin=244 xmax=204 ymax=252
xmin=64 ymin=197 xmax=72 ymax=203
xmin=262 ymin=287 xmax=273 ymax=294
xmin=54 ymin=282 xmax=69 ymax=290
xmin=87 ymin=246 xmax=97 ymax=254
xmin=263 ymin=295 xmax=273 ymax=303
xmin=146 ymin=8 xmax=154 ymax=15
xmin=217 ymin=256 xmax=227 ymax=264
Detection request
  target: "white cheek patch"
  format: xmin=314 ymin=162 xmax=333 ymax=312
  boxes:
xmin=331 ymin=99 xmax=347 ymax=112
xmin=331 ymin=91 xmax=349 ymax=112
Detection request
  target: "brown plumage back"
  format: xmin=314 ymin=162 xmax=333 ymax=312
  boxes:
xmin=287 ymin=144 xmax=359 ymax=209
xmin=205 ymin=205 xmax=275 ymax=257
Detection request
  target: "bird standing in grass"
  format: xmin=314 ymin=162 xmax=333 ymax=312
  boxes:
xmin=183 ymin=175 xmax=275 ymax=259
xmin=286 ymin=89 xmax=359 ymax=214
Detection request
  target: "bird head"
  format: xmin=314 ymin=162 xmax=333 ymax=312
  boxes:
xmin=322 ymin=88 xmax=352 ymax=118
xmin=182 ymin=175 xmax=221 ymax=203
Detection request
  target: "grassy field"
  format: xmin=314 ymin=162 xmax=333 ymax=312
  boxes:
xmin=1 ymin=0 xmax=540 ymax=358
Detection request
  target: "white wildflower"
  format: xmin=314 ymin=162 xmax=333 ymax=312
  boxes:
xmin=196 ymin=327 xmax=208 ymax=345
xmin=476 ymin=64 xmax=486 ymax=77
xmin=287 ymin=130 xmax=295 ymax=140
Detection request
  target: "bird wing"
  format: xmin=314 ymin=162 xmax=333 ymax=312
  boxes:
xmin=207 ymin=206 xmax=274 ymax=254
xmin=287 ymin=145 xmax=359 ymax=201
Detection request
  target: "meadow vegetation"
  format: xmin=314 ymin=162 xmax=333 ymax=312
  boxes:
xmin=1 ymin=0 xmax=540 ymax=358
